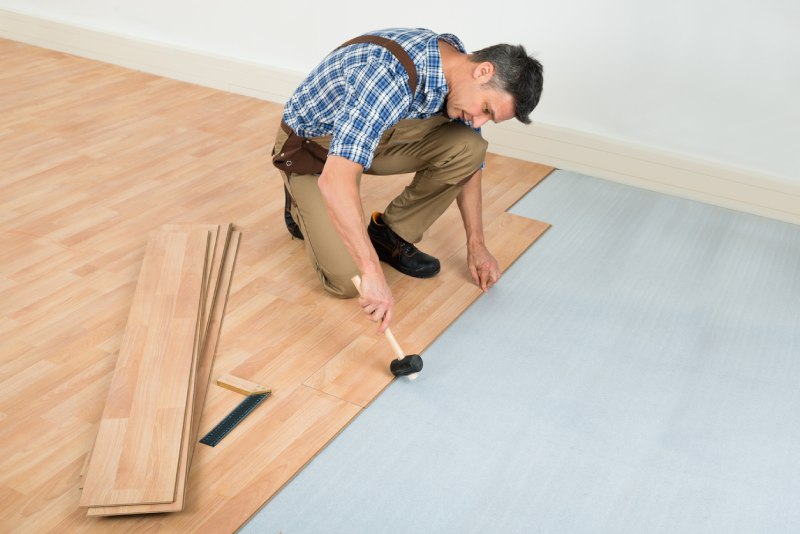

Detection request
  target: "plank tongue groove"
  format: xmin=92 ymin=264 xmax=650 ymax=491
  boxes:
xmin=79 ymin=229 xmax=210 ymax=507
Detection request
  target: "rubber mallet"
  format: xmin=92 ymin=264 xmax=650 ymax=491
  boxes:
xmin=351 ymin=275 xmax=423 ymax=379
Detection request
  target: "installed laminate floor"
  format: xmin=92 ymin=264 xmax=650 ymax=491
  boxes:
xmin=0 ymin=39 xmax=552 ymax=532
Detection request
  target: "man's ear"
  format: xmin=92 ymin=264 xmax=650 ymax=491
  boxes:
xmin=472 ymin=61 xmax=495 ymax=82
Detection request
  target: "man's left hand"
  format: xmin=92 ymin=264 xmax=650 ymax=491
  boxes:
xmin=467 ymin=242 xmax=501 ymax=292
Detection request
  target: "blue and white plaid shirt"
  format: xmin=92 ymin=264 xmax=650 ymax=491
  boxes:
xmin=283 ymin=28 xmax=466 ymax=170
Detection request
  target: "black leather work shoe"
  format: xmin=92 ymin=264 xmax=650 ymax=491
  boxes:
xmin=367 ymin=212 xmax=440 ymax=278
xmin=284 ymin=185 xmax=303 ymax=240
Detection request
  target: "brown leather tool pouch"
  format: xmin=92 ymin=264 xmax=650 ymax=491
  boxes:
xmin=272 ymin=121 xmax=329 ymax=176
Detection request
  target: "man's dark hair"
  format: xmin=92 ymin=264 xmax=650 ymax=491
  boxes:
xmin=470 ymin=44 xmax=543 ymax=124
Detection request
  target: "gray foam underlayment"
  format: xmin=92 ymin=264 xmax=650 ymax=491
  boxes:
xmin=241 ymin=170 xmax=800 ymax=534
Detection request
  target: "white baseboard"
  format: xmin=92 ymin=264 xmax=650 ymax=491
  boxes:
xmin=3 ymin=7 xmax=798 ymax=225
xmin=482 ymin=122 xmax=800 ymax=224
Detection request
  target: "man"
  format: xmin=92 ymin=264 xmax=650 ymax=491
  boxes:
xmin=272 ymin=28 xmax=543 ymax=333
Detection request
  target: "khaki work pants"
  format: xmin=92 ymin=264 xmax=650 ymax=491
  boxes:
xmin=272 ymin=115 xmax=488 ymax=298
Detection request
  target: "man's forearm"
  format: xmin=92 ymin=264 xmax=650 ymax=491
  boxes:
xmin=317 ymin=155 xmax=382 ymax=275
xmin=456 ymin=168 xmax=486 ymax=247
xmin=319 ymin=155 xmax=393 ymax=331
xmin=457 ymin=167 xmax=500 ymax=290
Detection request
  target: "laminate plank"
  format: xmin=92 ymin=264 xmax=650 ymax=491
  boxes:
xmin=305 ymin=213 xmax=550 ymax=406
xmin=216 ymin=373 xmax=270 ymax=396
xmin=3 ymin=456 xmax=85 ymax=534
xmin=0 ymin=348 xmax=113 ymax=443
xmin=87 ymin=229 xmax=240 ymax=515
xmin=182 ymin=386 xmax=361 ymax=533
xmin=4 ymin=418 xmax=95 ymax=496
xmin=160 ymin=223 xmax=223 ymax=346
xmin=190 ymin=230 xmax=240 ymax=451
xmin=79 ymin=229 xmax=209 ymax=506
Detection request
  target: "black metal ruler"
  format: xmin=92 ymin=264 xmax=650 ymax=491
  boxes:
xmin=199 ymin=392 xmax=271 ymax=447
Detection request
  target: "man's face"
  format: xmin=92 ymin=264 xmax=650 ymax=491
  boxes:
xmin=446 ymin=63 xmax=516 ymax=128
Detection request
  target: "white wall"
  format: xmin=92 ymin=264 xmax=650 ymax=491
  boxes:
xmin=1 ymin=0 xmax=798 ymax=182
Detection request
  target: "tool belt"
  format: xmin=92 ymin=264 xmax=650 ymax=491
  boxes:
xmin=273 ymin=35 xmax=419 ymax=176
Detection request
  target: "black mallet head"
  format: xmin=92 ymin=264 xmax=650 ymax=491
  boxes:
xmin=350 ymin=275 xmax=423 ymax=380
xmin=390 ymin=354 xmax=423 ymax=377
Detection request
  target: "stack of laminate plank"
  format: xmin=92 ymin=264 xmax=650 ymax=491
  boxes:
xmin=78 ymin=223 xmax=240 ymax=516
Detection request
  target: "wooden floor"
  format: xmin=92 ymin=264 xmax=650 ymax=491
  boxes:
xmin=0 ymin=39 xmax=552 ymax=533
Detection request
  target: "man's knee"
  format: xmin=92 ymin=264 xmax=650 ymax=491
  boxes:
xmin=318 ymin=268 xmax=359 ymax=299
xmin=459 ymin=124 xmax=488 ymax=160
xmin=462 ymin=134 xmax=488 ymax=173
xmin=437 ymin=125 xmax=488 ymax=180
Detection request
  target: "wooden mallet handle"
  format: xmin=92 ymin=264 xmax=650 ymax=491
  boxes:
xmin=351 ymin=275 xmax=422 ymax=378
xmin=383 ymin=329 xmax=406 ymax=361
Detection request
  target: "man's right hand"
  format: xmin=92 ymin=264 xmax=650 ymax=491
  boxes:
xmin=356 ymin=270 xmax=394 ymax=334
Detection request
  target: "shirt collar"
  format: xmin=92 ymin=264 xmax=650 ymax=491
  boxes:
xmin=426 ymin=33 xmax=467 ymax=95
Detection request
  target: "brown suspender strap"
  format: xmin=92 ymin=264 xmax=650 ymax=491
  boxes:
xmin=274 ymin=35 xmax=418 ymax=176
xmin=335 ymin=35 xmax=418 ymax=96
